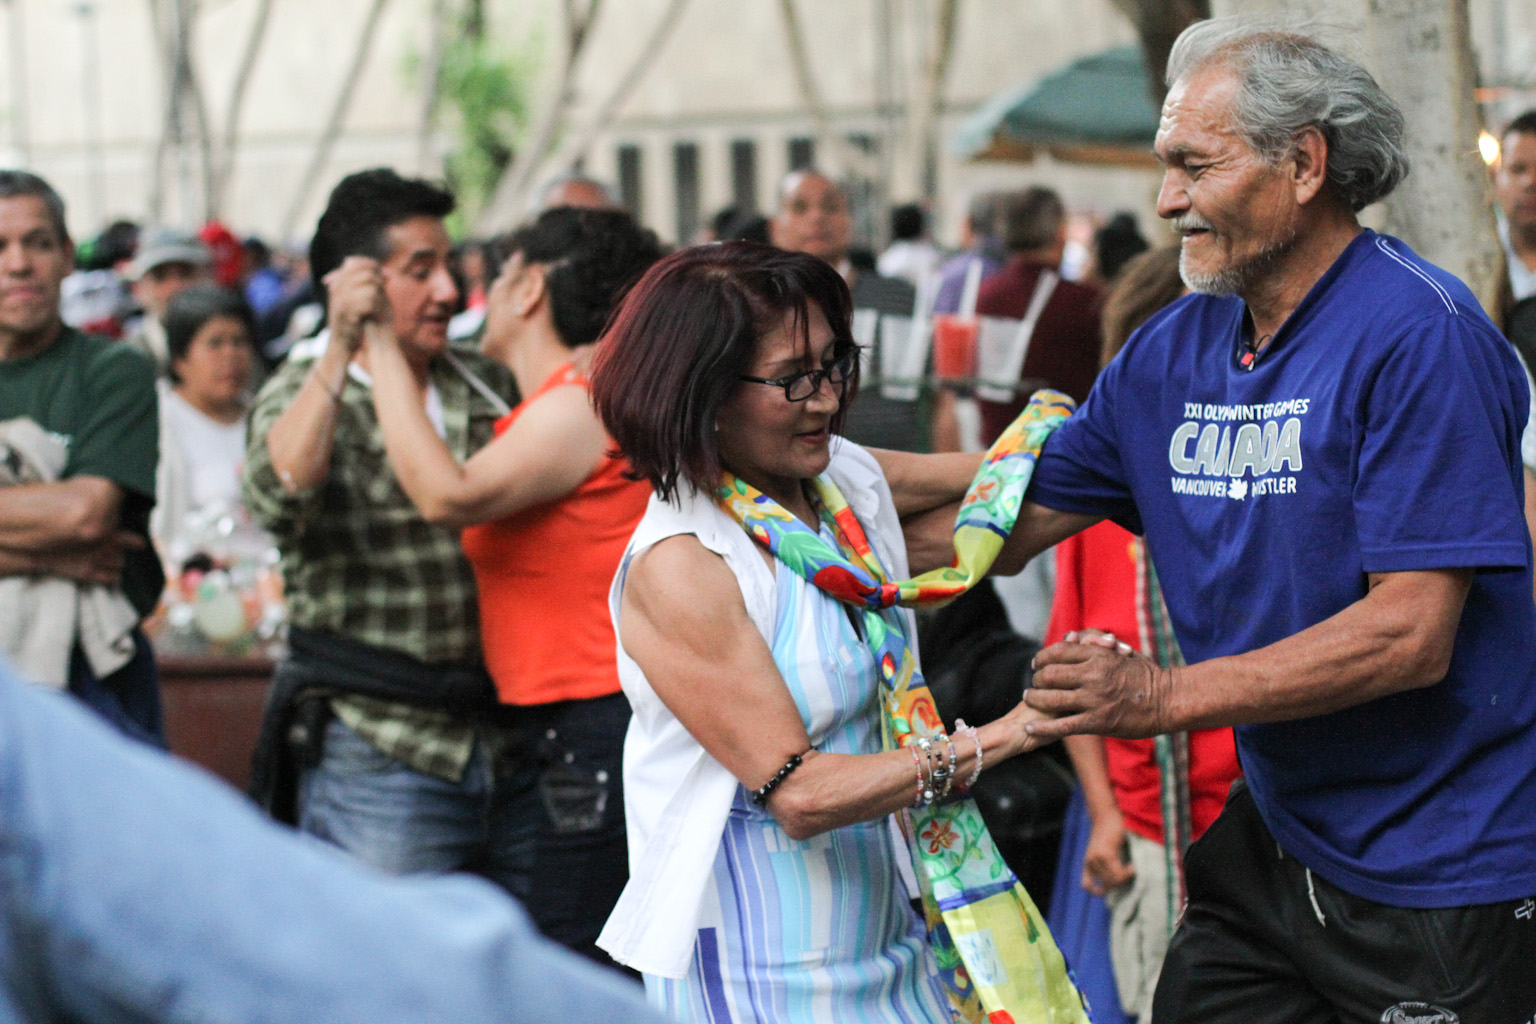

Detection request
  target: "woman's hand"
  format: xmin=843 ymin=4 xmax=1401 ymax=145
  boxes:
xmin=1082 ymin=810 xmax=1134 ymax=896
xmin=979 ymin=697 xmax=1049 ymax=764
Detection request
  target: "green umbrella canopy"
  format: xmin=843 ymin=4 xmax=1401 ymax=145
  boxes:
xmin=953 ymin=45 xmax=1163 ymax=165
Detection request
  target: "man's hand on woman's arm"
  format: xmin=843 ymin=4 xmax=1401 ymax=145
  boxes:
xmin=1026 ymin=568 xmax=1473 ymax=742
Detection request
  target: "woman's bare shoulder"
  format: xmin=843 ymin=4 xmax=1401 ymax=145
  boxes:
xmin=625 ymin=534 xmax=744 ymax=622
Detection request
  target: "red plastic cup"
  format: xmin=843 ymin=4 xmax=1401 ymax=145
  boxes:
xmin=932 ymin=314 xmax=979 ymax=382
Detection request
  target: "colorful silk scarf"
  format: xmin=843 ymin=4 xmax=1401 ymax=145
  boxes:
xmin=718 ymin=391 xmax=1091 ymax=1024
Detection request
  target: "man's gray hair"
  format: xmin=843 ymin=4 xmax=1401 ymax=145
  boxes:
xmin=966 ymin=191 xmax=1004 ymax=238
xmin=0 ymin=170 xmax=69 ymax=244
xmin=532 ymin=172 xmax=617 ymax=213
xmin=1166 ymin=17 xmax=1409 ymax=211
xmin=998 ymin=187 xmax=1065 ymax=254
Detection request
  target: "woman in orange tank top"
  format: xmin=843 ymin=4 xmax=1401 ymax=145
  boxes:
xmin=365 ymin=207 xmax=664 ymax=964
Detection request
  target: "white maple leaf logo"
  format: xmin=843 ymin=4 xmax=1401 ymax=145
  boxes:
xmin=1228 ymin=479 xmax=1248 ymax=501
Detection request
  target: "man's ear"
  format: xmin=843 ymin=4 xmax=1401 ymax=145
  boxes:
xmin=1291 ymin=125 xmax=1330 ymax=206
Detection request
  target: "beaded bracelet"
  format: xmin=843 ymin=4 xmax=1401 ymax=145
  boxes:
xmin=909 ymin=746 xmax=928 ymax=807
xmin=954 ymin=718 xmax=983 ymax=793
xmin=928 ymin=733 xmax=953 ymax=802
xmin=914 ymin=737 xmax=938 ymax=806
xmin=942 ymin=735 xmax=958 ymax=800
xmin=751 ymin=752 xmax=806 ymax=806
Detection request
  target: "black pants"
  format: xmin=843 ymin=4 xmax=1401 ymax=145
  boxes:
xmin=67 ymin=629 xmax=164 ymax=749
xmin=1155 ymin=781 xmax=1536 ymax=1024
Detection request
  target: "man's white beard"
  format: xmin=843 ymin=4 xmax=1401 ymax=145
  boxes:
xmin=1178 ymin=227 xmax=1297 ymax=297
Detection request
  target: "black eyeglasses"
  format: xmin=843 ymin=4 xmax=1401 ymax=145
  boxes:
xmin=738 ymin=350 xmax=855 ymax=402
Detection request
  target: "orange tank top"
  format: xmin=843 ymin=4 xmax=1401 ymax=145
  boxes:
xmin=460 ymin=363 xmax=652 ymax=705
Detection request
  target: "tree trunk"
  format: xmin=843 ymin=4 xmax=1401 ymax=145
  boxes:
xmin=414 ymin=0 xmax=451 ymax=176
xmin=1367 ymin=0 xmax=1502 ymax=313
xmin=870 ymin=0 xmax=897 ymax=235
xmin=146 ymin=0 xmax=177 ymax=223
xmin=182 ymin=32 xmax=216 ymax=225
xmin=908 ymin=0 xmax=959 ymax=207
xmin=210 ymin=0 xmax=275 ymax=218
xmin=1210 ymin=0 xmax=1501 ymax=314
xmin=280 ymin=0 xmax=391 ymax=242
xmin=472 ymin=0 xmax=603 ymax=233
xmin=775 ymin=0 xmax=873 ymax=181
xmin=5 ymin=0 xmax=31 ymax=168
xmin=144 ymin=0 xmax=214 ymax=225
xmin=517 ymin=0 xmax=691 ymax=213
xmin=1111 ymin=0 xmax=1211 ymax=105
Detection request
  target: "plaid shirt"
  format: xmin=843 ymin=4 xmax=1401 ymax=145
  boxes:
xmin=244 ymin=340 xmax=518 ymax=780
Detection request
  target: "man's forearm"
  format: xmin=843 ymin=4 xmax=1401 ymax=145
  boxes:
xmin=0 ymin=534 xmax=131 ymax=586
xmin=1166 ymin=568 xmax=1471 ymax=731
xmin=0 ymin=546 xmax=45 ymax=576
xmin=264 ymin=347 xmax=352 ymax=493
xmin=991 ymin=499 xmax=1100 ymax=576
xmin=1029 ymin=568 xmax=1473 ymax=740
xmin=0 ymin=478 xmax=122 ymax=551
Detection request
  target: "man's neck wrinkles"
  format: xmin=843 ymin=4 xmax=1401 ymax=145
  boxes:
xmin=1244 ymin=219 xmax=1360 ymax=340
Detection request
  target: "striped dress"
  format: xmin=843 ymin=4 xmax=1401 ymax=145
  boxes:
xmin=647 ymin=521 xmax=953 ymax=1024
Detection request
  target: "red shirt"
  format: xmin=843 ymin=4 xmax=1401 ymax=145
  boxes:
xmin=460 ymin=364 xmax=651 ymax=705
xmin=1044 ymin=520 xmax=1241 ymax=842
xmin=974 ymin=256 xmax=1104 ymax=444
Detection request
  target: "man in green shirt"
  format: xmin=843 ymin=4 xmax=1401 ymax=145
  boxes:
xmin=242 ymin=169 xmax=526 ymax=899
xmin=0 ymin=170 xmax=164 ymax=744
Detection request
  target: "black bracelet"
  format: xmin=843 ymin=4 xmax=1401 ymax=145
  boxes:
xmin=751 ymin=752 xmax=806 ymax=806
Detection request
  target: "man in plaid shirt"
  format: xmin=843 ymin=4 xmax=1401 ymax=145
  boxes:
xmin=243 ymin=169 xmax=523 ymax=893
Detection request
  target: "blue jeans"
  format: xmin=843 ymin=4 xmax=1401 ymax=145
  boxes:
xmin=0 ymin=661 xmax=664 ymax=1024
xmin=299 ymin=692 xmax=631 ymax=963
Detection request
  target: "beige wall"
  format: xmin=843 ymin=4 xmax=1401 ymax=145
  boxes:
xmin=0 ymin=0 xmax=433 ymax=241
xmin=542 ymin=0 xmax=1165 ymax=247
xmin=0 ymin=0 xmax=1527 ymax=249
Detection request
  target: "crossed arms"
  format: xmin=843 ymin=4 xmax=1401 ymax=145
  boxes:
xmin=0 ymin=476 xmax=140 ymax=586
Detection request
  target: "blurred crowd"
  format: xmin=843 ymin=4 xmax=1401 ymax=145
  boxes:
xmin=2 ymin=75 xmax=1535 ymax=1019
xmin=35 ymin=166 xmax=1172 ymax=663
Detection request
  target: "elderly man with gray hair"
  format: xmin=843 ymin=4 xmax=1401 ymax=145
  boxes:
xmin=981 ymin=16 xmax=1536 ymax=1021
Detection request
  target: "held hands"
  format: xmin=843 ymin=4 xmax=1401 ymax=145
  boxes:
xmin=1024 ymin=628 xmax=1173 ymax=741
xmin=323 ymin=256 xmax=390 ymax=355
xmin=983 ymin=695 xmax=1050 ymax=764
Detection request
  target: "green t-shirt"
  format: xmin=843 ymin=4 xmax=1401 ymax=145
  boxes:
xmin=0 ymin=327 xmax=163 ymax=617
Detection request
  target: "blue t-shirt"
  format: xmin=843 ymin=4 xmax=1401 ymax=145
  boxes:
xmin=1028 ymin=230 xmax=1536 ymax=908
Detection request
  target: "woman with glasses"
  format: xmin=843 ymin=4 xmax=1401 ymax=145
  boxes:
xmin=363 ymin=207 xmax=665 ymax=963
xmin=589 ymin=243 xmax=1062 ymax=1023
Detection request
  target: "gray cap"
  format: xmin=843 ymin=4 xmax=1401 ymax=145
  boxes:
xmin=127 ymin=227 xmax=210 ymax=279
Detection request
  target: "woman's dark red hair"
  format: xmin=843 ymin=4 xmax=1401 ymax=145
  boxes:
xmin=591 ymin=241 xmax=857 ymax=502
